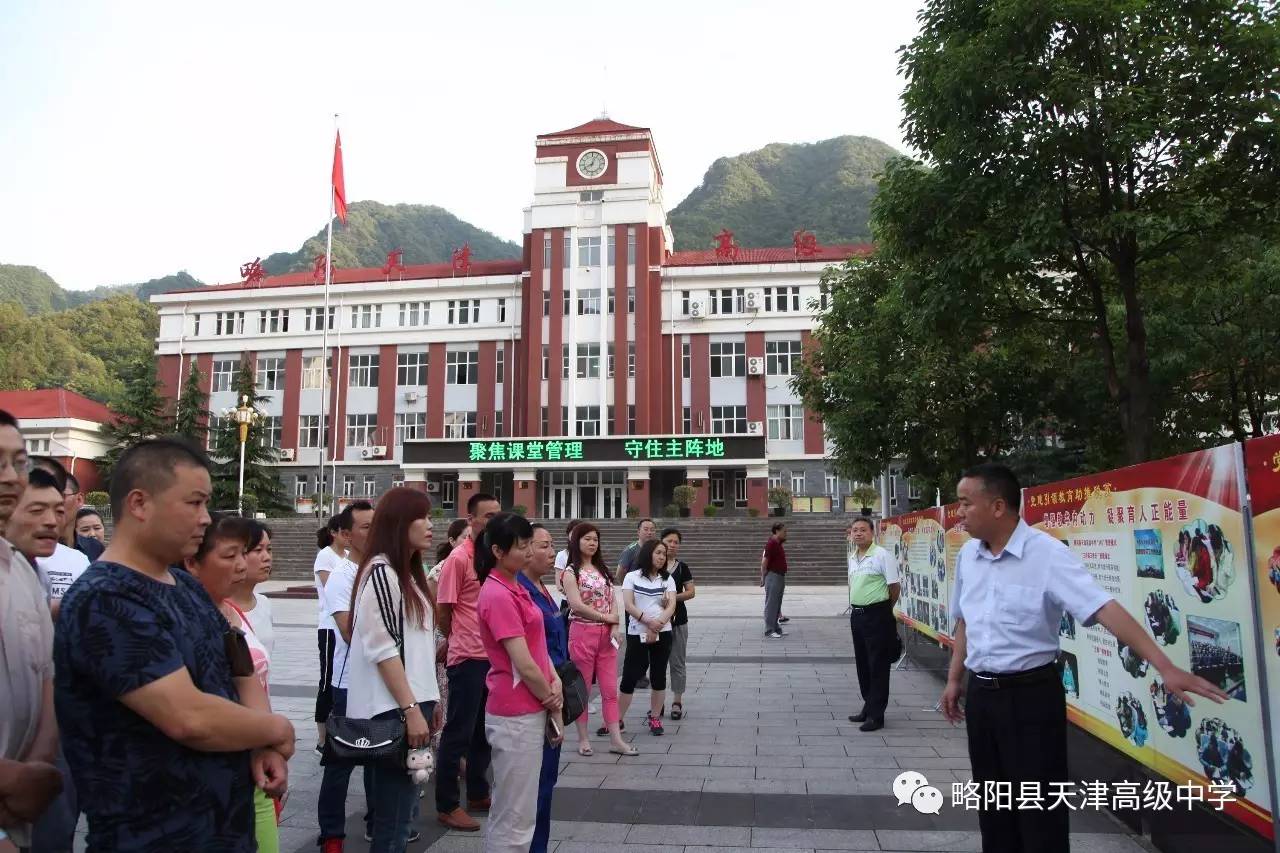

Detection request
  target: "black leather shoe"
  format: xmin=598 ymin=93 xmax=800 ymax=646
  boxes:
xmin=859 ymin=718 xmax=884 ymax=732
xmin=848 ymin=711 xmax=867 ymax=723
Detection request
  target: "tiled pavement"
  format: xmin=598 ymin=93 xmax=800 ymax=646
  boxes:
xmin=78 ymin=584 xmax=1154 ymax=852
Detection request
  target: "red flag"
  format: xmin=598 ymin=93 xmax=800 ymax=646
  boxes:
xmin=332 ymin=130 xmax=347 ymax=225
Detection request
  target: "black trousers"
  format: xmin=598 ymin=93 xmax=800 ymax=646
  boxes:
xmin=620 ymin=632 xmax=673 ymax=693
xmin=849 ymin=600 xmax=895 ymax=720
xmin=435 ymin=658 xmax=493 ymax=813
xmin=314 ymin=628 xmax=336 ymax=723
xmin=965 ymin=668 xmax=1069 ymax=853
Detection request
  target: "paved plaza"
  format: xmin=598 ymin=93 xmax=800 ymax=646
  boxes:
xmin=76 ymin=584 xmax=1152 ymax=852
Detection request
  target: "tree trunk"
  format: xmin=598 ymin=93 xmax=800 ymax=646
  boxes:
xmin=1115 ymin=247 xmax=1153 ymax=463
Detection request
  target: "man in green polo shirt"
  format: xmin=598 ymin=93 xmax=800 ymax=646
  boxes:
xmin=846 ymin=517 xmax=900 ymax=731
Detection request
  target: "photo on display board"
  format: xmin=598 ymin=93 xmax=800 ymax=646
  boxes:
xmin=1117 ymin=638 xmax=1150 ymax=678
xmin=1174 ymin=519 xmax=1236 ymax=603
xmin=1143 ymin=590 xmax=1182 ymax=646
xmin=1196 ymin=718 xmax=1254 ymax=796
xmin=1059 ymin=610 xmax=1077 ymax=640
xmin=1274 ymin=627 xmax=1279 ymax=658
xmin=1149 ymin=677 xmax=1191 ymax=738
xmin=1115 ymin=691 xmax=1149 ymax=747
xmin=1134 ymin=528 xmax=1165 ymax=579
xmin=1057 ymin=650 xmax=1079 ymax=698
xmin=1187 ymin=614 xmax=1248 ymax=701
xmin=1267 ymin=544 xmax=1280 ymax=593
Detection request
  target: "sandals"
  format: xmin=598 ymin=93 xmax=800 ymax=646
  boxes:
xmin=609 ymin=745 xmax=639 ymax=756
xmin=596 ymin=722 xmax=625 ymax=737
xmin=577 ymin=744 xmax=594 ymax=757
xmin=670 ymin=702 xmax=684 ymax=720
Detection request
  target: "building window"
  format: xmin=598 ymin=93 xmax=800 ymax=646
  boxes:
xmin=542 ymin=290 xmax=551 ymax=318
xmin=561 ymin=406 xmax=569 ymax=435
xmin=563 ymin=291 xmax=571 ymax=316
xmin=258 ymin=416 xmax=282 ymax=449
xmin=627 ymin=229 xmax=636 ymax=266
xmin=346 ymin=413 xmax=377 ymax=448
xmin=206 ymin=416 xmax=220 ymax=452
xmin=301 ymin=355 xmax=331 ymax=390
xmin=541 ymin=345 xmax=549 ymax=381
xmin=628 ymin=405 xmax=636 ymax=434
xmin=578 ymin=236 xmax=601 ymax=267
xmin=889 ymin=474 xmax=898 ymax=503
xmin=682 ymin=406 xmax=691 ymax=434
xmin=607 ymin=234 xmax=616 ymax=265
xmin=627 ymin=343 xmax=636 ymax=378
xmin=627 ymin=287 xmax=635 ymax=314
xmin=735 ymin=474 xmax=747 ymax=507
xmin=607 ymin=344 xmax=615 ymax=378
xmin=192 ymin=314 xmax=202 ymax=336
xmin=791 ymin=473 xmax=806 ymax=495
xmin=711 ymin=405 xmax=747 ymax=434
xmin=766 ymin=339 xmax=803 ymax=376
xmin=710 ymin=288 xmax=745 ymax=315
xmin=542 ymin=235 xmax=552 ymax=268
xmin=395 ymin=412 xmax=426 ymax=445
xmin=541 ymin=406 xmax=549 ymax=436
xmin=709 ymin=473 xmax=725 ymax=507
xmin=580 ymin=190 xmax=603 ymax=202
xmin=709 ymin=341 xmax=745 ymax=377
xmin=496 ymin=348 xmax=505 ymax=384
xmin=256 ymin=357 xmax=285 ymax=391
xmin=497 ymin=298 xmax=507 ymax=324
xmin=363 ymin=476 xmax=377 ymax=497
xmin=768 ymin=471 xmax=782 ymax=490
xmin=350 ymin=304 xmax=382 ymax=329
xmin=348 ymin=354 xmax=380 ymax=388
xmin=295 ymin=475 xmax=310 ymax=497
xmin=342 ymin=475 xmax=356 ymax=498
xmin=214 ymin=311 xmax=245 ymax=336
xmin=826 ymin=474 xmax=840 ymax=497
xmin=444 ymin=411 xmax=477 ymax=439
xmin=304 ymin=307 xmax=335 ymax=331
xmin=448 ymin=300 xmax=480 ymax=325
xmin=259 ymin=309 xmax=289 ymax=334
xmin=681 ymin=291 xmax=691 ymax=316
xmin=398 ymin=302 xmax=428 ymax=327
xmin=212 ymin=359 xmax=239 ymax=392
xmin=681 ymin=342 xmax=691 ymax=379
xmin=764 ymin=286 xmax=801 ymax=313
xmin=494 ymin=410 xmax=503 ymax=437
xmin=446 ymin=350 xmax=479 ymax=385
xmin=576 ymin=343 xmax=601 ymax=379
xmin=562 ymin=344 xmax=570 ymax=380
xmin=563 ymin=236 xmax=571 ymax=270
xmin=391 ymin=477 xmax=404 ymax=490
xmin=577 ymin=292 xmax=601 ymax=315
xmin=576 ymin=406 xmax=601 ymax=437
xmin=397 ymin=351 xmax=427 ymax=386
xmin=298 ymin=415 xmax=328 ymax=448
xmin=909 ymin=479 xmax=923 ymax=501
xmin=767 ymin=404 xmax=803 ymax=440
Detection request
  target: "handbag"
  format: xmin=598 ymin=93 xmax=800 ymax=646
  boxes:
xmin=556 ymin=659 xmax=589 ymax=725
xmin=322 ymin=563 xmax=409 ymax=769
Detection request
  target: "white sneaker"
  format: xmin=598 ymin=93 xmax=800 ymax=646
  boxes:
xmin=765 ymin=630 xmax=785 ymax=639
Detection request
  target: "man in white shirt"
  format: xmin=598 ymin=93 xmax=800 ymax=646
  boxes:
xmin=552 ymin=518 xmax=579 ymax=592
xmin=312 ymin=511 xmax=353 ymax=752
xmin=846 ymin=516 xmax=899 ymax=732
xmin=941 ymin=464 xmax=1226 ymax=853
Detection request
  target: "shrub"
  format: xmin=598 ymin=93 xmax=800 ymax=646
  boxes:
xmin=703 ymin=505 xmax=719 ymax=517
xmin=85 ymin=490 xmax=109 ymax=508
xmin=626 ymin=504 xmax=640 ymax=518
xmin=672 ymin=484 xmax=697 ymax=508
xmin=511 ymin=504 xmax=528 ymax=517
xmin=430 ymin=507 xmax=445 ymax=519
xmin=663 ymin=503 xmax=681 ymax=517
xmin=747 ymin=507 xmax=760 ymax=518
xmin=767 ymin=486 xmax=792 ymax=507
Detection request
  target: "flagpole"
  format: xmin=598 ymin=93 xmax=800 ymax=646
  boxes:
xmin=316 ymin=114 xmax=337 ymax=516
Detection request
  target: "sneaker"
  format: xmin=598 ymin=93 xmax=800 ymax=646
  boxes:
xmin=321 ymin=839 xmax=343 ymax=853
xmin=313 ymin=742 xmax=324 ymax=757
xmin=779 ymin=615 xmax=791 ymax=623
xmin=363 ymin=829 xmax=421 ymax=843
xmin=646 ymin=712 xmax=665 ymax=736
xmin=765 ymin=630 xmax=784 ymax=639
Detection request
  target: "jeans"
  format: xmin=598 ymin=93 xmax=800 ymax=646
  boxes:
xmin=530 ymin=740 xmax=561 ymax=853
xmin=763 ymin=572 xmax=786 ymax=633
xmin=483 ymin=711 xmax=546 ymax=853
xmin=316 ymin=687 xmax=372 ymax=842
xmin=367 ymin=704 xmax=435 ymax=853
xmin=435 ymin=658 xmax=492 ymax=813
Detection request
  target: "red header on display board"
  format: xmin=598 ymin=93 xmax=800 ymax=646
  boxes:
xmin=879 ymin=507 xmax=940 ymax=536
xmin=1244 ymin=433 xmax=1280 ymax=514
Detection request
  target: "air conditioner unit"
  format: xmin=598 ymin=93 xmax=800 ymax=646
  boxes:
xmin=688 ymin=300 xmax=704 ymax=318
xmin=746 ymin=357 xmax=765 ymax=376
xmin=745 ymin=289 xmax=763 ymax=311
xmin=404 ymin=390 xmax=420 ymax=403
xmin=426 ymin=481 xmax=440 ymax=493
xmin=278 ymin=448 xmax=295 ymax=461
xmin=747 ymin=420 xmax=764 ymax=436
xmin=360 ymin=446 xmax=388 ymax=459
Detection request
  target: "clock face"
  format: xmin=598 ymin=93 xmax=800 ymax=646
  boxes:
xmin=577 ymin=149 xmax=607 ymax=179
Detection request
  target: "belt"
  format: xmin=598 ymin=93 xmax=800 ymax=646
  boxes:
xmin=970 ymin=662 xmax=1057 ymax=690
xmin=849 ymin=600 xmax=892 ymax=613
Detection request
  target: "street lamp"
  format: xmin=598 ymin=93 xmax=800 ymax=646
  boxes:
xmin=222 ymin=395 xmax=260 ymax=516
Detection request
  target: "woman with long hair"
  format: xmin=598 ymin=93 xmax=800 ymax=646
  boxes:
xmin=347 ymin=488 xmax=442 ymax=853
xmin=229 ymin=521 xmax=275 ymax=656
xmin=618 ymin=539 xmax=677 ymax=736
xmin=184 ymin=514 xmax=281 ymax=853
xmin=475 ymin=513 xmax=563 ymax=853
xmin=561 ymin=523 xmax=633 ymax=757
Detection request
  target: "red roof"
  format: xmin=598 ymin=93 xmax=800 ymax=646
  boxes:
xmin=172 ymin=259 xmax=526 ymax=295
xmin=0 ymin=389 xmax=115 ymax=424
xmin=538 ymin=118 xmax=650 ymax=139
xmin=664 ymin=243 xmax=873 ymax=267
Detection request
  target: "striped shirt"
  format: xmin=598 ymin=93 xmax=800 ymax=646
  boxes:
xmin=622 ymin=569 xmax=676 ymax=636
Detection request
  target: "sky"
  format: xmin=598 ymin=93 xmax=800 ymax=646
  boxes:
xmin=0 ymin=1 xmax=921 ymax=291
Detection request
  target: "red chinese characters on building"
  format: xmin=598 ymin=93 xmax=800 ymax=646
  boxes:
xmin=451 ymin=243 xmax=472 ymax=275
xmin=713 ymin=229 xmax=739 ymax=261
xmin=240 ymin=258 xmax=265 ymax=287
xmin=382 ymin=248 xmax=405 ymax=278
xmin=312 ymin=253 xmax=329 ymax=283
xmin=793 ymin=230 xmax=820 ymax=257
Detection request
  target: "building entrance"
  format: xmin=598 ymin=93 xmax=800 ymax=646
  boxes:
xmin=541 ymin=470 xmax=625 ymax=520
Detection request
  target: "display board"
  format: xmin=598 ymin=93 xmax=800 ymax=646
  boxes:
xmin=880 ymin=508 xmax=950 ymax=643
xmin=1019 ymin=443 xmax=1271 ymax=837
xmin=1244 ymin=433 xmax=1280 ymax=842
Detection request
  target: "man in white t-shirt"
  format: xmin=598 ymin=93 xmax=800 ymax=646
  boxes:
xmin=7 ymin=469 xmax=89 ymax=618
xmin=552 ymin=518 xmax=580 ymax=592
xmin=312 ymin=516 xmax=347 ymax=752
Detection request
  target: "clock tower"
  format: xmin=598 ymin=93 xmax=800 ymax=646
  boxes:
xmin=515 ymin=118 xmax=674 ymax=442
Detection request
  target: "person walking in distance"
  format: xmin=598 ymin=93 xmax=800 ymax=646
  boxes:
xmin=660 ymin=528 xmax=695 ymax=720
xmin=435 ymin=493 xmax=502 ymax=831
xmin=846 ymin=517 xmax=899 ymax=732
xmin=760 ymin=523 xmax=788 ymax=638
xmin=313 ymin=514 xmax=347 ymax=753
xmin=941 ymin=464 xmax=1226 ymax=853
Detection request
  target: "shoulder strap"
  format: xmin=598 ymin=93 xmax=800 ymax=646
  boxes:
xmin=336 ymin=559 xmax=405 ymax=687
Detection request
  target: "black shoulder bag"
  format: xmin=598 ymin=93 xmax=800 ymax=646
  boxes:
xmin=322 ymin=563 xmax=409 ymax=769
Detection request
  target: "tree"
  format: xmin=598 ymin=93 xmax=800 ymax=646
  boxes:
xmin=97 ymin=358 xmax=170 ymax=485
xmin=893 ymin=0 xmax=1280 ymax=462
xmin=209 ymin=363 xmax=289 ymax=515
xmin=173 ymin=361 xmax=209 ymax=448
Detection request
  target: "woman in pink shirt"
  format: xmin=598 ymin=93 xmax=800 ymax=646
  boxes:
xmin=475 ymin=513 xmax=564 ymax=853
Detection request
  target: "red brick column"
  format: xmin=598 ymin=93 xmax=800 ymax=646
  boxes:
xmin=628 ymin=476 xmax=650 ymax=517
xmin=747 ymin=476 xmax=768 ymax=516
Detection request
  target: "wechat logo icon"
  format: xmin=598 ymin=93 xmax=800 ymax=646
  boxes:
xmin=893 ymin=770 xmax=944 ymax=815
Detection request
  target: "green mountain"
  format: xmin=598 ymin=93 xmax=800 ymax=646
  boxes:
xmin=668 ymin=135 xmax=900 ymax=251
xmin=260 ymin=201 xmax=521 ymax=275
xmin=0 ymin=264 xmax=69 ymax=313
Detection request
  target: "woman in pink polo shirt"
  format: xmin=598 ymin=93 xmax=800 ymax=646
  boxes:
xmin=475 ymin=513 xmax=564 ymax=853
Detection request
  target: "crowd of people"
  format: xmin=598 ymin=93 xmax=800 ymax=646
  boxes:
xmin=0 ymin=406 xmax=711 ymax=853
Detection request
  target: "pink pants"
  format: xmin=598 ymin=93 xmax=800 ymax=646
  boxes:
xmin=569 ymin=621 xmax=619 ymax=725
